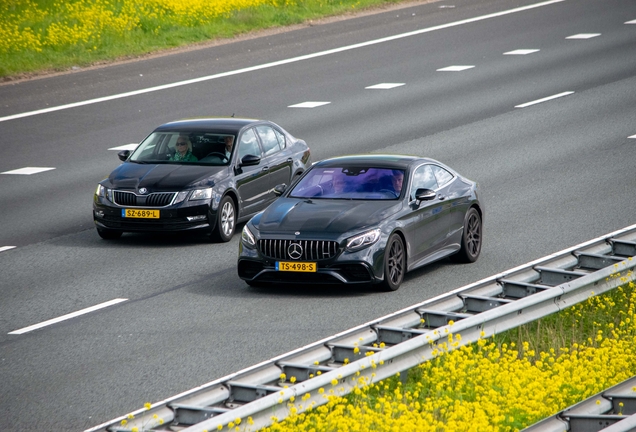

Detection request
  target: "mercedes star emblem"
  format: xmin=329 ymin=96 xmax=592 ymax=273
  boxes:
xmin=287 ymin=242 xmax=303 ymax=260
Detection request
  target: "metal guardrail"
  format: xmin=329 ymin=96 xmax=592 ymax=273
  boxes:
xmin=521 ymin=375 xmax=636 ymax=432
xmin=87 ymin=224 xmax=636 ymax=432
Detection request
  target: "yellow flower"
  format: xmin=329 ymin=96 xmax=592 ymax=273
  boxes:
xmin=144 ymin=402 xmax=152 ymax=410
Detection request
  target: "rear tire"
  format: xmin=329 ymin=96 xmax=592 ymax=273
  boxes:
xmin=379 ymin=233 xmax=405 ymax=292
xmin=451 ymin=207 xmax=482 ymax=263
xmin=96 ymin=228 xmax=122 ymax=240
xmin=211 ymin=196 xmax=236 ymax=242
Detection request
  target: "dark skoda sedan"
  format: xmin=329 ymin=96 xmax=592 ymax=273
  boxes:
xmin=93 ymin=118 xmax=311 ymax=241
xmin=238 ymin=154 xmax=483 ymax=291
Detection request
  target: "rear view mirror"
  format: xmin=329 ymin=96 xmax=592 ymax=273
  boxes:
xmin=240 ymin=154 xmax=261 ymax=167
xmin=117 ymin=150 xmax=131 ymax=162
xmin=274 ymin=184 xmax=287 ymax=196
xmin=415 ymin=188 xmax=436 ymax=201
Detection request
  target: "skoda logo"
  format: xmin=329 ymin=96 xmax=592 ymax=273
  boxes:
xmin=287 ymin=243 xmax=303 ymax=260
xmin=138 ymin=188 xmax=148 ymax=195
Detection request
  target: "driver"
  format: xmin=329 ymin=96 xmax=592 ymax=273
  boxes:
xmin=224 ymin=136 xmax=234 ymax=160
xmin=170 ymin=135 xmax=198 ymax=162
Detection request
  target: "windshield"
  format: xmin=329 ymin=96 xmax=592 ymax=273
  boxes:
xmin=129 ymin=131 xmax=235 ymax=165
xmin=290 ymin=167 xmax=404 ymax=200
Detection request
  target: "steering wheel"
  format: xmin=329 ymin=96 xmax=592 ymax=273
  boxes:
xmin=379 ymin=189 xmax=398 ymax=198
xmin=205 ymin=152 xmax=228 ymax=162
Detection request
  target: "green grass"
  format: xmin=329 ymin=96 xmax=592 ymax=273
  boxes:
xmin=0 ymin=0 xmax=420 ymax=80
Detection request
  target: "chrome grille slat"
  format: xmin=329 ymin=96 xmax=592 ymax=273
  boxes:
xmin=112 ymin=190 xmax=177 ymax=207
xmin=258 ymin=239 xmax=339 ymax=261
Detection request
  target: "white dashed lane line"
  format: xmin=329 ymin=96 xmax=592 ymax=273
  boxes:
xmin=566 ymin=33 xmax=601 ymax=39
xmin=8 ymin=298 xmax=129 ymax=335
xmin=504 ymin=49 xmax=540 ymax=55
xmin=515 ymin=91 xmax=574 ymax=108
xmin=0 ymin=0 xmax=565 ymax=123
xmin=629 ymin=135 xmax=636 ymax=139
xmin=288 ymin=101 xmax=331 ymax=108
xmin=626 ymin=20 xmax=636 ymax=24
xmin=109 ymin=143 xmax=139 ymax=151
xmin=1 ymin=167 xmax=56 ymax=175
xmin=365 ymin=83 xmax=405 ymax=90
xmin=437 ymin=65 xmax=475 ymax=72
xmin=0 ymin=246 xmax=16 ymax=253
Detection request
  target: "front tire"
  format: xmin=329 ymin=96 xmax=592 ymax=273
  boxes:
xmin=451 ymin=207 xmax=482 ymax=263
xmin=211 ymin=196 xmax=236 ymax=242
xmin=379 ymin=233 xmax=405 ymax=292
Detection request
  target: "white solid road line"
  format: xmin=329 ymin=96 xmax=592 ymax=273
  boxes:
xmin=0 ymin=0 xmax=566 ymax=124
xmin=8 ymin=298 xmax=129 ymax=335
xmin=0 ymin=246 xmax=16 ymax=253
xmin=515 ymin=91 xmax=574 ymax=108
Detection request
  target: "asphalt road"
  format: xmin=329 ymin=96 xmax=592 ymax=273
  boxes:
xmin=1 ymin=0 xmax=635 ymax=430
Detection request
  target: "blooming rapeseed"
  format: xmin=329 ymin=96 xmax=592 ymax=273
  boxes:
xmin=259 ymin=279 xmax=636 ymax=431
xmin=0 ymin=0 xmax=280 ymax=55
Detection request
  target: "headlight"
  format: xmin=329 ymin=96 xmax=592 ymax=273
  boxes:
xmin=242 ymin=225 xmax=256 ymax=247
xmin=95 ymin=184 xmax=112 ymax=201
xmin=346 ymin=228 xmax=381 ymax=252
xmin=174 ymin=191 xmax=190 ymax=204
xmin=95 ymin=184 xmax=105 ymax=197
xmin=189 ymin=188 xmax=213 ymax=201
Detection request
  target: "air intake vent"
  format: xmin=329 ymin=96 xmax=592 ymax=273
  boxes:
xmin=112 ymin=191 xmax=176 ymax=207
xmin=258 ymin=239 xmax=339 ymax=261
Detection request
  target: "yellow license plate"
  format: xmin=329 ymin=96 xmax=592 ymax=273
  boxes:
xmin=276 ymin=261 xmax=316 ymax=272
xmin=122 ymin=209 xmax=160 ymax=219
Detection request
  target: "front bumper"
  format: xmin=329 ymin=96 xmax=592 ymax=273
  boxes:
xmin=237 ymin=241 xmax=385 ymax=286
xmin=93 ymin=198 xmax=213 ymax=233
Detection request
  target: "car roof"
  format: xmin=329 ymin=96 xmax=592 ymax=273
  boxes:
xmin=153 ymin=117 xmax=263 ymax=133
xmin=314 ymin=154 xmax=435 ymax=169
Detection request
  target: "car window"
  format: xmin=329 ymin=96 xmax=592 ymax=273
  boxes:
xmin=290 ymin=167 xmax=403 ymax=200
xmin=237 ymin=129 xmax=262 ymax=161
xmin=273 ymin=128 xmax=286 ymax=149
xmin=431 ymin=165 xmax=453 ymax=187
xmin=255 ymin=125 xmax=281 ymax=156
xmin=410 ymin=164 xmax=438 ymax=200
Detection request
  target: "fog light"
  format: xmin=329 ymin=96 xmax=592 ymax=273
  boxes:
xmin=186 ymin=215 xmax=207 ymax=222
xmin=94 ymin=210 xmax=104 ymax=218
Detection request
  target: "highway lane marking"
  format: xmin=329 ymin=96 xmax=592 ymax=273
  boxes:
xmin=0 ymin=0 xmax=566 ymax=123
xmin=437 ymin=65 xmax=475 ymax=71
xmin=629 ymin=134 xmax=636 ymax=139
xmin=365 ymin=83 xmax=405 ymax=89
xmin=626 ymin=20 xmax=636 ymax=24
xmin=504 ymin=49 xmax=540 ymax=55
xmin=0 ymin=246 xmax=16 ymax=253
xmin=109 ymin=143 xmax=139 ymax=151
xmin=566 ymin=33 xmax=601 ymax=39
xmin=8 ymin=298 xmax=129 ymax=335
xmin=288 ymin=101 xmax=331 ymax=108
xmin=1 ymin=167 xmax=56 ymax=175
xmin=514 ymin=91 xmax=574 ymax=108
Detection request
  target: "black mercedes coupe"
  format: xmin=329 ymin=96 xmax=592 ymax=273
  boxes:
xmin=237 ymin=154 xmax=483 ymax=291
xmin=93 ymin=118 xmax=311 ymax=241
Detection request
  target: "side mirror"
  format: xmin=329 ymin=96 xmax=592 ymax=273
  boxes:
xmin=117 ymin=150 xmax=131 ymax=162
xmin=415 ymin=188 xmax=436 ymax=201
xmin=274 ymin=184 xmax=287 ymax=196
xmin=240 ymin=154 xmax=261 ymax=167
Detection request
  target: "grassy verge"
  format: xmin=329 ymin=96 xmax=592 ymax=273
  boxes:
xmin=1 ymin=0 xmax=420 ymax=80
xmin=257 ymin=273 xmax=636 ymax=431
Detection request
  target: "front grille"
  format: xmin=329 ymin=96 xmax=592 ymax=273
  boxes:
xmin=258 ymin=239 xmax=339 ymax=261
xmin=112 ymin=191 xmax=176 ymax=207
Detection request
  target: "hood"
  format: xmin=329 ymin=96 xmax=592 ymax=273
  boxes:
xmin=106 ymin=162 xmax=227 ymax=191
xmin=255 ymin=198 xmax=401 ymax=236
